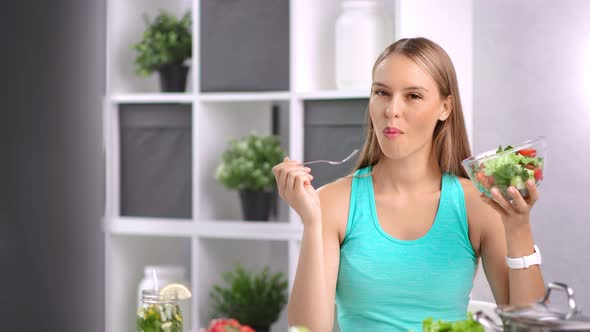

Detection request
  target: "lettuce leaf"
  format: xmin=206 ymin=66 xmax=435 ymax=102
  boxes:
xmin=422 ymin=314 xmax=484 ymax=332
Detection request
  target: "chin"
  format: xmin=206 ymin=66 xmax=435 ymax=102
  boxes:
xmin=381 ymin=150 xmax=410 ymax=161
xmin=378 ymin=134 xmax=432 ymax=161
xmin=378 ymin=144 xmax=409 ymax=161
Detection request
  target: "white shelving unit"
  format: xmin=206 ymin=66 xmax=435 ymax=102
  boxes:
xmin=104 ymin=1 xmax=473 ymax=331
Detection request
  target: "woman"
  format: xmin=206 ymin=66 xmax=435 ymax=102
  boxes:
xmin=272 ymin=37 xmax=545 ymax=331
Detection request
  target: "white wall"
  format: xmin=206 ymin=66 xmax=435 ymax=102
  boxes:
xmin=471 ymin=0 xmax=590 ymax=306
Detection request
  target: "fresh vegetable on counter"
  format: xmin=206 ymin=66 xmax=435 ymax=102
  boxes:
xmin=422 ymin=314 xmax=485 ymax=332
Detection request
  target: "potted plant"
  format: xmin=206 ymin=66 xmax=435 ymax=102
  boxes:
xmin=209 ymin=264 xmax=288 ymax=332
xmin=133 ymin=10 xmax=192 ymax=92
xmin=215 ymin=133 xmax=286 ymax=221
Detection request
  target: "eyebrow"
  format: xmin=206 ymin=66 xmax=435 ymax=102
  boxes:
xmin=371 ymin=82 xmax=430 ymax=93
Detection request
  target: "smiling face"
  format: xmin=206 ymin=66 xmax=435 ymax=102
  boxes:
xmin=369 ymin=53 xmax=452 ymax=161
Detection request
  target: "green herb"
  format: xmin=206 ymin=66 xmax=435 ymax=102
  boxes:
xmin=209 ymin=264 xmax=288 ymax=328
xmin=136 ymin=303 xmax=183 ymax=332
xmin=215 ymin=133 xmax=286 ymax=191
xmin=133 ymin=10 xmax=192 ymax=76
xmin=496 ymin=145 xmax=514 ymax=153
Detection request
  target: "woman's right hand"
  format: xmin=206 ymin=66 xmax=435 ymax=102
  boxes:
xmin=272 ymin=157 xmax=321 ymax=224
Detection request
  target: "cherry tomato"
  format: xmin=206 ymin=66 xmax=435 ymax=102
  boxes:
xmin=534 ymin=168 xmax=543 ymax=182
xmin=518 ymin=148 xmax=537 ymax=157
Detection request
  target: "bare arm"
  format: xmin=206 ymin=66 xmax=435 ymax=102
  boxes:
xmin=273 ymin=159 xmax=348 ymax=331
xmin=464 ymin=178 xmax=545 ymax=306
xmin=288 ymin=203 xmax=341 ymax=331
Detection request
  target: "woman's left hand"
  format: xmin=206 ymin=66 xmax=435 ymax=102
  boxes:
xmin=480 ymin=179 xmax=539 ymax=228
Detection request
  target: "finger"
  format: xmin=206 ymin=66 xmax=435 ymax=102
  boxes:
xmin=295 ymin=171 xmax=314 ymax=191
xmin=480 ymin=194 xmax=508 ymax=216
xmin=525 ymin=179 xmax=539 ymax=206
xmin=281 ymin=164 xmax=310 ymax=179
xmin=276 ymin=163 xmax=309 ymax=192
xmin=275 ymin=164 xmax=289 ymax=192
xmin=490 ymin=187 xmax=515 ymax=213
xmin=278 ymin=162 xmax=303 ymax=186
xmin=283 ymin=156 xmax=303 ymax=166
xmin=287 ymin=170 xmax=313 ymax=192
xmin=507 ymin=186 xmax=528 ymax=213
xmin=272 ymin=163 xmax=283 ymax=184
xmin=284 ymin=156 xmax=303 ymax=165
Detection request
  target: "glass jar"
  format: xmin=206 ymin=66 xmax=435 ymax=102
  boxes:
xmin=335 ymin=0 xmax=393 ymax=90
xmin=138 ymin=265 xmax=191 ymax=328
xmin=137 ymin=290 xmax=183 ymax=332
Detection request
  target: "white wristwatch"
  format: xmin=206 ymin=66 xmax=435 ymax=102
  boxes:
xmin=505 ymin=245 xmax=542 ymax=269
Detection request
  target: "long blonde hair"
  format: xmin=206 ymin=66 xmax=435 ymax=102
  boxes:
xmin=354 ymin=37 xmax=471 ymax=178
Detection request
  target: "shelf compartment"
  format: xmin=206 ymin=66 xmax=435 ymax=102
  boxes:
xmin=304 ymin=99 xmax=368 ymax=188
xmin=196 ymin=101 xmax=290 ymax=221
xmin=196 ymin=239 xmax=289 ymax=332
xmin=107 ymin=0 xmax=192 ymax=94
xmin=291 ymin=0 xmax=397 ymax=93
xmin=199 ymin=0 xmax=289 ymax=92
xmin=119 ymin=104 xmax=192 ymax=219
xmin=107 ymin=235 xmax=192 ymax=332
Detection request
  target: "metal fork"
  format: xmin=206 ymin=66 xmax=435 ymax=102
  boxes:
xmin=302 ymin=149 xmax=359 ymax=166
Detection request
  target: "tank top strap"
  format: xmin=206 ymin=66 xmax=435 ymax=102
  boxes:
xmin=343 ymin=166 xmax=373 ymax=243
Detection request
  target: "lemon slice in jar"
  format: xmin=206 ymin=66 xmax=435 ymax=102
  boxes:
xmin=159 ymin=283 xmax=192 ymax=300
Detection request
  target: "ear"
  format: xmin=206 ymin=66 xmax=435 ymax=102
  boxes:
xmin=438 ymin=95 xmax=453 ymax=121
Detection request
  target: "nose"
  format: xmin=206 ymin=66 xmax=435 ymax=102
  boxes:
xmin=385 ymin=97 xmax=401 ymax=118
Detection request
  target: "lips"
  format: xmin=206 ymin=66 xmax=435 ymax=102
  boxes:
xmin=383 ymin=127 xmax=403 ymax=139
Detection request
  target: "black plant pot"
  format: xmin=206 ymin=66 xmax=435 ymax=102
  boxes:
xmin=239 ymin=190 xmax=274 ymax=221
xmin=250 ymin=326 xmax=270 ymax=332
xmin=157 ymin=63 xmax=189 ymax=92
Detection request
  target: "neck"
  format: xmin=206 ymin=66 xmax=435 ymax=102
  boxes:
xmin=372 ymin=142 xmax=442 ymax=195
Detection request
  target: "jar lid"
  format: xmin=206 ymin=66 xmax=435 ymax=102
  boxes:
xmin=141 ymin=289 xmax=179 ymax=303
xmin=144 ymin=265 xmax=186 ymax=278
xmin=498 ymin=283 xmax=590 ymax=330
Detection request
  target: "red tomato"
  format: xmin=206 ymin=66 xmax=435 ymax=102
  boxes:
xmin=476 ymin=172 xmax=494 ymax=189
xmin=534 ymin=168 xmax=543 ymax=181
xmin=518 ymin=148 xmax=537 ymax=157
xmin=525 ymin=163 xmax=535 ymax=170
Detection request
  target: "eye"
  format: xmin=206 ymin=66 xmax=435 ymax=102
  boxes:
xmin=407 ymin=93 xmax=422 ymax=100
xmin=373 ymin=89 xmax=390 ymax=97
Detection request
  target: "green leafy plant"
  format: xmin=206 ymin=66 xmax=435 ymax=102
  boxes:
xmin=215 ymin=133 xmax=286 ymax=191
xmin=422 ymin=314 xmax=484 ymax=332
xmin=133 ymin=10 xmax=192 ymax=76
xmin=209 ymin=264 xmax=288 ymax=329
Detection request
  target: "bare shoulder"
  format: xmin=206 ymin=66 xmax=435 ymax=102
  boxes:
xmin=317 ymin=176 xmax=353 ymax=243
xmin=457 ymin=177 xmax=503 ymax=256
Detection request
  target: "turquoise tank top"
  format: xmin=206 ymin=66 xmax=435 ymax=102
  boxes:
xmin=335 ymin=166 xmax=477 ymax=331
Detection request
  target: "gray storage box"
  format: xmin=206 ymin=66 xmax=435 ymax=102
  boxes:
xmin=120 ymin=105 xmax=192 ymax=218
xmin=304 ymin=99 xmax=369 ymax=188
xmin=200 ymin=0 xmax=290 ymax=92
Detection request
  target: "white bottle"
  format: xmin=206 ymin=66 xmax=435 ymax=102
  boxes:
xmin=335 ymin=0 xmax=393 ymax=90
xmin=137 ymin=265 xmax=191 ymax=329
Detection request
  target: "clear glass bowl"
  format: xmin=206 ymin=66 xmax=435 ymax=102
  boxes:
xmin=461 ymin=137 xmax=546 ymax=200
